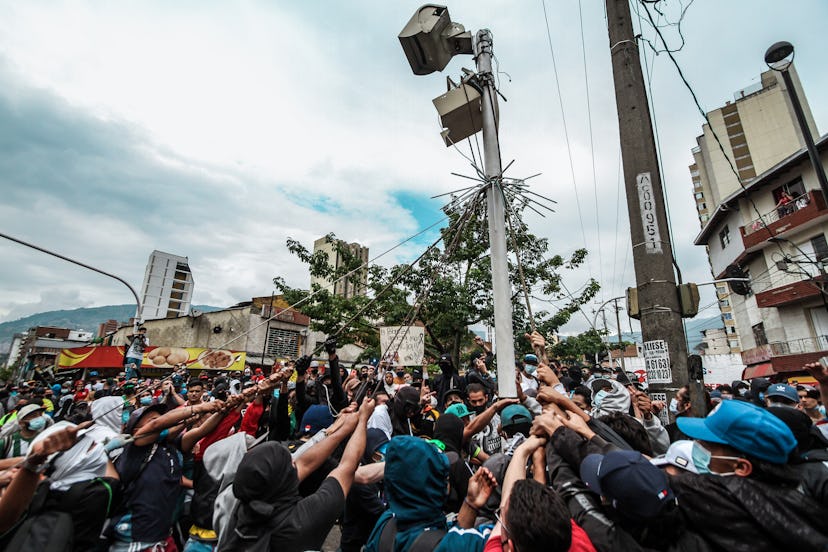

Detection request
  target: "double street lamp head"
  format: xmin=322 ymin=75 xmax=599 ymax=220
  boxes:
xmin=764 ymin=41 xmax=794 ymax=72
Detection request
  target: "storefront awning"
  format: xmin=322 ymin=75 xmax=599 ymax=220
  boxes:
xmin=742 ymin=362 xmax=775 ymax=380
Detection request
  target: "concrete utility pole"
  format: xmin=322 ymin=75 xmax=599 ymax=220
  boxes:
xmin=614 ymin=298 xmax=626 ymax=373
xmin=476 ymin=29 xmax=517 ymax=398
xmin=605 ymin=0 xmax=689 ymax=421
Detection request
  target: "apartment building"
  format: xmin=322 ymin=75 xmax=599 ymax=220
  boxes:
xmin=690 ymin=65 xmax=819 ymax=363
xmin=140 ymin=250 xmax=195 ymax=321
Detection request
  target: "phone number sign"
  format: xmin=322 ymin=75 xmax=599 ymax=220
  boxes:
xmin=643 ymin=339 xmax=672 ymax=384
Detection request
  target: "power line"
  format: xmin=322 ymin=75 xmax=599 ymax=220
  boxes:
xmin=540 ymin=0 xmax=593 ymax=284
xmin=577 ymin=0 xmax=605 ymax=304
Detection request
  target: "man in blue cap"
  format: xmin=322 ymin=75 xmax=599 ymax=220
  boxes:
xmin=518 ymin=354 xmax=539 ymax=393
xmin=676 ymin=399 xmax=796 ymax=475
xmin=764 ymin=383 xmax=800 ymax=408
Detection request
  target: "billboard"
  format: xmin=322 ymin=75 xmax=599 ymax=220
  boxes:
xmin=57 ymin=346 xmax=246 ymax=371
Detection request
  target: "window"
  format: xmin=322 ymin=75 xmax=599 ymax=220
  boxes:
xmin=773 ymin=177 xmax=806 ymax=203
xmin=729 ymin=340 xmax=740 ymax=348
xmin=265 ymin=328 xmax=300 ymax=358
xmin=811 ymin=234 xmax=828 ymax=262
xmin=700 ymin=214 xmax=709 ymax=223
xmin=695 ymin=192 xmax=704 ymax=200
xmin=727 ymin=326 xmax=737 ymax=334
xmin=752 ymin=322 xmax=768 ymax=346
xmin=720 ymin=299 xmax=730 ymax=308
xmin=723 ymin=313 xmax=733 ymax=320
xmin=698 ymin=203 xmax=707 ymax=211
xmin=719 ymin=225 xmax=731 ymax=249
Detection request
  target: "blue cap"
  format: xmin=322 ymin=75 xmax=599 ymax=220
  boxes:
xmin=523 ymin=354 xmax=539 ymax=366
xmin=300 ymin=404 xmax=334 ymax=436
xmin=677 ymin=399 xmax=796 ymax=464
xmin=580 ymin=450 xmax=674 ymax=519
xmin=445 ymin=403 xmax=472 ymax=418
xmin=765 ymin=383 xmax=799 ymax=404
xmin=501 ymin=404 xmax=533 ymax=428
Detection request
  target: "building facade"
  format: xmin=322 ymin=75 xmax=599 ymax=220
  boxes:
xmin=15 ymin=326 xmax=92 ymax=379
xmin=310 ymin=237 xmax=369 ymax=298
xmin=694 ymin=136 xmax=828 ymax=378
xmin=690 ymin=65 xmax=818 ymax=358
xmin=140 ymin=250 xmax=195 ymax=321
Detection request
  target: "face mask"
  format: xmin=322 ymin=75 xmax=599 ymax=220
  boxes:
xmin=10 ymin=391 xmax=17 ymax=397
xmin=524 ymin=364 xmax=537 ymax=376
xmin=396 ymin=371 xmax=405 ymax=378
xmin=593 ymin=390 xmax=609 ymax=408
xmin=121 ymin=409 xmax=130 ymax=425
xmin=738 ymin=387 xmax=748 ymax=397
xmin=669 ymin=398 xmax=679 ymax=414
xmin=140 ymin=396 xmax=153 ymax=406
xmin=471 ymin=404 xmax=487 ymax=415
xmin=692 ymin=442 xmax=739 ymax=476
xmin=27 ymin=416 xmax=47 ymax=432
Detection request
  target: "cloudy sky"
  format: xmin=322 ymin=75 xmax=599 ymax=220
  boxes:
xmin=0 ymin=1 xmax=826 ymax=339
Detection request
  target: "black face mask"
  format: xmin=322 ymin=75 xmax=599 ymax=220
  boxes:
xmin=470 ymin=404 xmax=487 ymax=415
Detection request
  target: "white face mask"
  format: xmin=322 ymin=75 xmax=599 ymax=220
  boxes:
xmin=669 ymin=398 xmax=679 ymax=414
xmin=593 ymin=390 xmax=609 ymax=408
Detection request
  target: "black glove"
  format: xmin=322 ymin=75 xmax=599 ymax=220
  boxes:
xmin=324 ymin=336 xmax=338 ymax=355
xmin=295 ymin=355 xmax=311 ymax=376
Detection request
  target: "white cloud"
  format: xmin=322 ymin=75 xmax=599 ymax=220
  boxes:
xmin=0 ymin=0 xmax=825 ymax=342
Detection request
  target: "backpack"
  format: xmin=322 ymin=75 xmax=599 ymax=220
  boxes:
xmin=377 ymin=517 xmax=446 ymax=552
xmin=0 ymin=483 xmax=75 ymax=552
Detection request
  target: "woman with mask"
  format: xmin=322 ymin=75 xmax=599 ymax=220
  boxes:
xmin=0 ymin=404 xmax=52 ymax=459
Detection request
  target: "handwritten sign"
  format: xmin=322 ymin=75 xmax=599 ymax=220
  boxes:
xmin=379 ymin=326 xmax=425 ymax=366
xmin=637 ymin=172 xmax=662 ymax=254
xmin=643 ymin=339 xmax=672 ymax=384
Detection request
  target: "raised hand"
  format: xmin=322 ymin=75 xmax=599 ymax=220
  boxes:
xmin=466 ymin=466 xmax=498 ymax=509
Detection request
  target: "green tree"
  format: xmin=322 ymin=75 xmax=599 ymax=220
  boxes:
xmin=274 ymin=196 xmax=599 ymax=367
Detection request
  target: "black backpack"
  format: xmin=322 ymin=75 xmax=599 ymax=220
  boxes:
xmin=377 ymin=517 xmax=446 ymax=552
xmin=1 ymin=484 xmax=75 ymax=552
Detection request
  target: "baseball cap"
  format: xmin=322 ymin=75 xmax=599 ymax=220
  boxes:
xmin=676 ymin=399 xmax=797 ymax=464
xmin=300 ymin=404 xmax=334 ymax=436
xmin=501 ymin=404 xmax=533 ymax=428
xmin=581 ymin=450 xmax=675 ymax=518
xmin=124 ymin=404 xmax=168 ymax=434
xmin=18 ymin=404 xmax=46 ymax=420
xmin=523 ymin=354 xmax=539 ymax=366
xmin=650 ymin=440 xmax=701 ymax=474
xmin=765 ymin=383 xmax=799 ymax=404
xmin=444 ymin=403 xmax=472 ymax=418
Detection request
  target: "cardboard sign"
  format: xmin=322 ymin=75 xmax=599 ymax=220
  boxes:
xmin=649 ymin=391 xmax=670 ymax=426
xmin=379 ymin=326 xmax=425 ymax=366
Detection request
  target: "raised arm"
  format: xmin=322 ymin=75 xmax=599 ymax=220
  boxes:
xmin=133 ymin=401 xmax=220 ymax=447
xmin=328 ymin=398 xmax=374 ymax=496
xmin=463 ymin=398 xmax=519 ymax=442
xmin=500 ymin=435 xmax=547 ymax=510
xmin=294 ymin=405 xmax=359 ymax=482
xmin=181 ymin=401 xmax=227 ymax=453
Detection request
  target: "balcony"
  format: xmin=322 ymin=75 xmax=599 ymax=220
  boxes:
xmin=754 ymin=272 xmax=827 ymax=308
xmin=742 ymin=335 xmax=828 ymax=374
xmin=741 ymin=190 xmax=828 ymax=249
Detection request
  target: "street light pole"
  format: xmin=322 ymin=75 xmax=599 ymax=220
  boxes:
xmin=0 ymin=231 xmax=142 ymax=328
xmin=764 ymin=42 xmax=828 ymax=199
xmin=476 ymin=29 xmax=517 ymax=398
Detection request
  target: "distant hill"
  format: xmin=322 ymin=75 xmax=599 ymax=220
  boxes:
xmin=607 ymin=315 xmax=725 ymax=353
xmin=0 ymin=304 xmax=222 ymax=351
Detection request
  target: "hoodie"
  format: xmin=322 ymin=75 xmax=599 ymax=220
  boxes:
xmin=85 ymin=396 xmax=124 ymax=458
xmin=364 ymin=436 xmax=450 ymax=552
xmin=590 ymin=379 xmax=631 ymax=418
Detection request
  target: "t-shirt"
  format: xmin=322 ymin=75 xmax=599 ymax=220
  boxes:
xmin=115 ymin=439 xmax=182 ymax=543
xmin=471 ymin=413 xmax=502 ymax=456
xmin=126 ymin=335 xmax=149 ymax=359
xmin=268 ymin=476 xmax=345 ymax=552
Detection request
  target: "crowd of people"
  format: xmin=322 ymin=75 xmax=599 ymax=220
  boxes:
xmin=0 ymin=330 xmax=827 ymax=551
